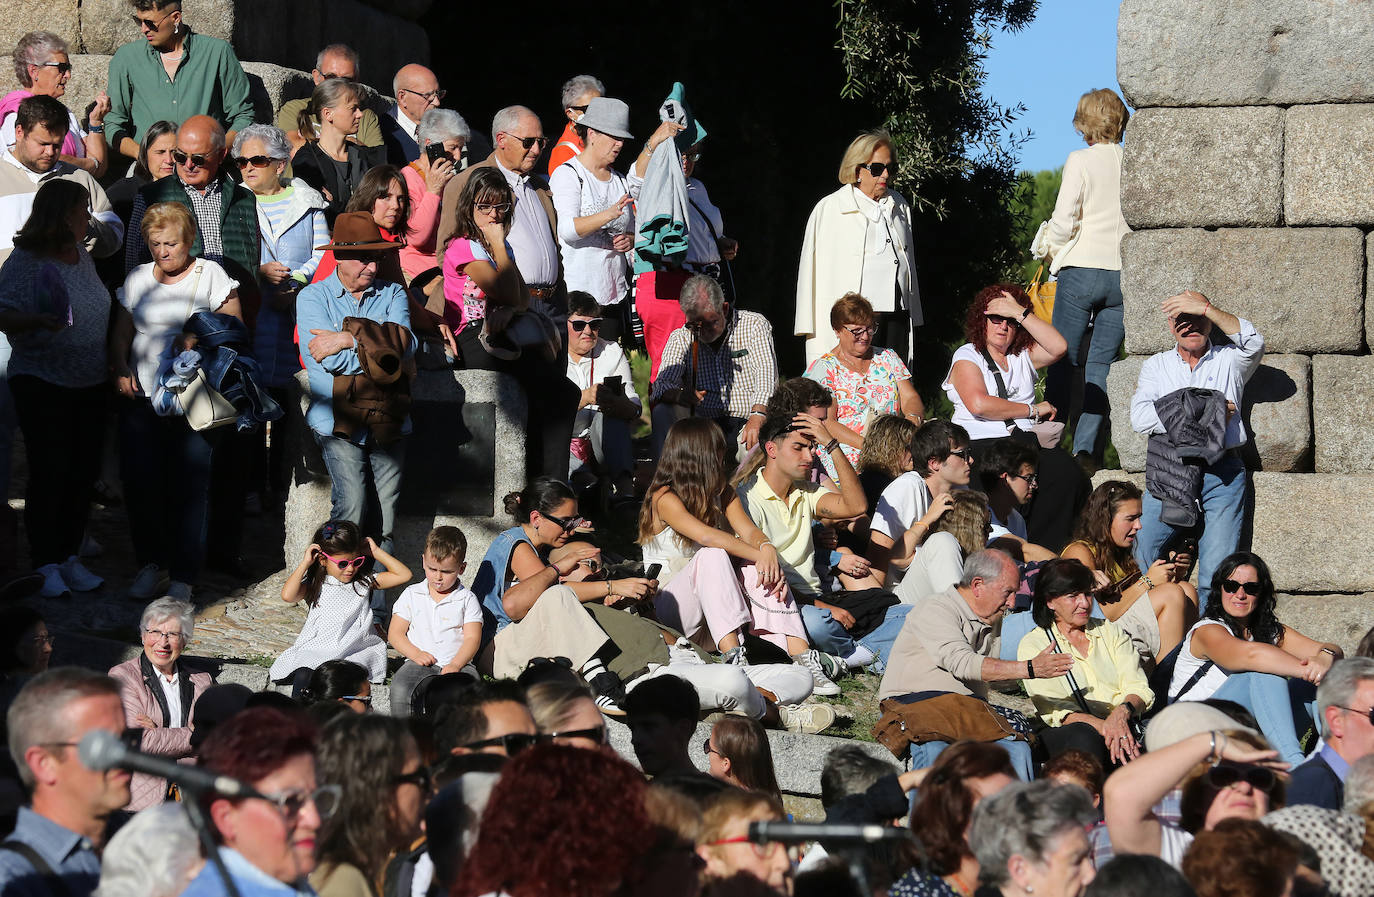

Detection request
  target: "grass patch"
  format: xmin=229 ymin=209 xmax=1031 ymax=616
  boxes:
xmin=812 ymin=671 xmax=882 ymax=743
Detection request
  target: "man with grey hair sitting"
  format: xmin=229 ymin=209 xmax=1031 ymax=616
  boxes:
xmin=876 ymin=549 xmax=1073 ymax=779
xmin=0 ymin=668 xmax=131 ymax=896
xmin=649 ymin=274 xmax=776 ymax=457
xmin=1288 ymin=656 xmax=1374 ymax=810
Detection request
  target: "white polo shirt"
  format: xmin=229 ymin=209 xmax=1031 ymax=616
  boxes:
xmin=391 ymin=580 xmax=484 ymax=665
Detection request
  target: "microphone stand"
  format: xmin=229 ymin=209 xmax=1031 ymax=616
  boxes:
xmin=178 ymin=789 xmax=247 ymax=897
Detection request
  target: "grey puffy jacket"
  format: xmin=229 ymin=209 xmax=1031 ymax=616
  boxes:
xmin=1145 ymin=387 xmax=1228 ymax=528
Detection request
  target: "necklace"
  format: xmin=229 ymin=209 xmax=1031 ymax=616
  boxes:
xmin=947 ymin=872 xmax=974 ymax=896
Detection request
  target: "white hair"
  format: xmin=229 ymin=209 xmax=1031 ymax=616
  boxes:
xmin=419 ymin=108 xmax=470 ymax=146
xmin=970 ymin=781 xmax=1096 ymax=889
xmin=12 ymin=31 xmax=68 ymax=86
xmin=1343 ymin=754 xmax=1374 ymax=814
xmin=140 ymin=597 xmax=195 ymax=641
xmin=232 ymin=123 xmax=292 ymax=162
xmin=679 ymin=274 xmax=725 ymax=317
xmin=560 ymin=75 xmax=605 ymax=110
xmin=95 ymin=803 xmax=201 ymax=897
xmin=491 ymin=105 xmax=534 ymax=146
xmin=1317 ymin=657 xmax=1374 ymax=740
xmin=958 ymin=549 xmax=1016 ymax=589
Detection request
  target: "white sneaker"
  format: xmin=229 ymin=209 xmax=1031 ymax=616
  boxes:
xmin=37 ymin=563 xmax=70 ymax=599
xmin=61 ymin=556 xmax=103 ymax=592
xmin=779 ymin=702 xmax=838 ymax=735
xmin=128 ymin=564 xmax=165 ymax=601
xmin=167 ymin=581 xmax=193 ymax=601
xmin=843 ymin=645 xmax=877 ymax=670
xmin=793 ymin=649 xmax=842 ymax=696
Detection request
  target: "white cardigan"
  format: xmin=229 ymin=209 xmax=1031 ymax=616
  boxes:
xmin=795 ymin=184 xmax=921 ymax=362
xmin=1045 ymin=142 xmax=1130 ymax=275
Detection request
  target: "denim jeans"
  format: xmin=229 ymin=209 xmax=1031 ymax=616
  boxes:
xmin=1209 ymin=672 xmax=1317 ymax=765
xmin=908 ymin=737 xmax=1034 ymax=781
xmin=1134 ymin=452 xmax=1246 ymax=610
xmin=314 ymin=432 xmax=406 ymax=555
xmin=1046 ymin=266 xmax=1125 ymax=457
xmin=119 ymin=397 xmax=215 ymax=583
xmin=800 ymin=603 xmax=912 ymax=672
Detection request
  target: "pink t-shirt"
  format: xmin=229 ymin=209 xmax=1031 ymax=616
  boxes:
xmin=441 ymin=237 xmax=493 ymax=332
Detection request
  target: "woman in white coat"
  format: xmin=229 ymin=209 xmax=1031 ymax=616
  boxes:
xmin=795 ymin=130 xmax=921 ymax=367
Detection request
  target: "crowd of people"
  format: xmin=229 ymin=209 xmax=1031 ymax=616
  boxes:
xmin=0 ymin=4 xmax=1362 ymax=897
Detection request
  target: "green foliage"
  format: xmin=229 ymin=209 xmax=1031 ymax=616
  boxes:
xmin=1010 ymin=166 xmax=1063 ymax=283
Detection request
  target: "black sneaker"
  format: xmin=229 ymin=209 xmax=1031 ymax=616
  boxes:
xmin=589 ymin=670 xmax=627 ymax=716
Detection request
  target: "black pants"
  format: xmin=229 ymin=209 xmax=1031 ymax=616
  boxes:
xmin=9 ymin=376 xmax=106 ymax=567
xmin=1038 ymin=720 xmax=1112 ymax=771
xmin=457 ymin=325 xmax=579 ymax=482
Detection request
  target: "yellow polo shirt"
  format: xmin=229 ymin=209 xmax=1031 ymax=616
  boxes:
xmin=737 ymin=473 xmax=827 ymax=600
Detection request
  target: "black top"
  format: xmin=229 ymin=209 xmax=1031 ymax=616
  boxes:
xmin=289 ymin=140 xmax=385 ymax=227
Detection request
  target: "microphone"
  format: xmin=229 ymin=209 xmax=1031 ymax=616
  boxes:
xmin=748 ymin=821 xmax=914 ymax=845
xmin=78 ymin=730 xmax=261 ymax=798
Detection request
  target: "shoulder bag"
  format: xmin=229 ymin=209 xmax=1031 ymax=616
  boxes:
xmin=175 ymin=263 xmax=237 ymax=431
xmin=1042 ymin=625 xmax=1144 ymax=742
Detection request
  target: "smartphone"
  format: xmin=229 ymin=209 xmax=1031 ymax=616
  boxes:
xmin=603 ymin=375 xmax=623 ymax=393
xmin=645 ymin=563 xmax=662 ymax=581
xmin=425 ymin=143 xmax=451 ymax=164
xmin=1160 ymin=536 xmax=1198 ymax=562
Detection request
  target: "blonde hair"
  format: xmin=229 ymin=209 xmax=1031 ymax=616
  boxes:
xmin=140 ymin=202 xmax=196 ymax=245
xmin=1073 ymin=88 xmax=1129 ymax=144
xmin=932 ymin=490 xmax=992 ymax=557
xmin=856 ymin=414 xmax=917 ymax=479
xmin=838 ymin=129 xmax=895 ymax=185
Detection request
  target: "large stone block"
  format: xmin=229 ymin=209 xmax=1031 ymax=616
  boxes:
xmin=1118 ymin=0 xmax=1374 ymax=106
xmin=1 ymin=4 xmax=81 ymax=59
xmin=1121 ymin=229 xmax=1366 ymax=355
xmin=1312 ymin=355 xmax=1374 ymax=473
xmin=1285 ymin=105 xmax=1374 ymax=226
xmin=241 ymin=62 xmax=313 ymax=128
xmin=1369 ymin=234 xmax=1374 ymax=352
xmin=1274 ymin=594 xmax=1374 ymax=655
xmin=1251 ymin=473 xmax=1374 ymax=592
xmin=1106 ymin=355 xmax=1311 ymax=474
xmin=1121 ymin=107 xmax=1283 ymax=229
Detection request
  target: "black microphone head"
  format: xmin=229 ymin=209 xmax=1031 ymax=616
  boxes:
xmin=77 ymin=729 xmax=125 ymax=772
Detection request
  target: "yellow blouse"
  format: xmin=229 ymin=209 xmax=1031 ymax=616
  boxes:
xmin=1016 ymin=618 xmax=1154 ymax=727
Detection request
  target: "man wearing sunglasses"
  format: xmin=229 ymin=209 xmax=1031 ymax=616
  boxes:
xmin=0 ymin=669 xmax=131 ymax=897
xmin=1288 ymin=657 xmax=1374 ymax=810
xmin=105 ymin=0 xmax=254 ymax=164
xmin=566 ymin=293 xmax=640 ymax=501
xmin=1129 ymin=290 xmax=1264 ymax=608
xmin=433 ymin=680 xmax=539 ymax=758
xmin=439 ymin=105 xmax=563 ymax=310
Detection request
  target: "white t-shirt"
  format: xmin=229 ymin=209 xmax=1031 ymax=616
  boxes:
xmin=391 ymin=580 xmax=484 ymax=666
xmin=1169 ymin=619 xmax=1236 ymax=702
xmin=1 ymin=109 xmax=86 ymax=156
xmin=549 ymin=157 xmax=633 ymax=306
xmin=870 ymin=472 xmax=932 ymax=584
xmin=566 ymin=339 xmax=640 ymax=439
xmin=943 ymin=343 xmax=1038 ymax=440
xmin=118 ymin=259 xmax=238 ymax=396
xmin=989 ymin=508 xmax=1028 ymax=542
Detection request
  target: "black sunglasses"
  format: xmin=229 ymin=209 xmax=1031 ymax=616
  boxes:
xmin=541 ymin=511 xmax=587 ymax=533
xmin=858 ymin=161 xmax=896 ymax=178
xmin=548 ymin=725 xmax=608 ymax=744
xmin=36 ymin=62 xmax=73 ymax=75
xmin=460 ymin=732 xmax=544 ymax=755
xmin=702 ymin=738 xmax=719 ymax=757
xmin=986 ymin=314 xmax=1022 ymax=327
xmin=568 ymin=104 xmax=590 ymax=114
xmin=1221 ymin=578 xmax=1261 ymax=596
xmin=500 ymin=133 xmax=549 ymax=150
xmin=1205 ymin=763 xmax=1277 ymax=793
xmin=172 ymin=150 xmax=214 ymax=168
xmin=947 ymin=448 xmax=973 ymax=462
xmin=569 ymin=318 xmax=603 ymax=333
xmin=235 ymin=155 xmax=275 ymax=169
xmin=393 ymin=767 xmax=432 ymax=791
xmin=340 ymin=693 xmax=372 ymax=705
xmin=1336 ymin=705 xmax=1374 ymax=725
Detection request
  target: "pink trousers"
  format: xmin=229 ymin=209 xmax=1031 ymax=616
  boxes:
xmin=635 ymin=269 xmax=689 ymax=382
xmin=652 ymin=547 xmax=806 ymax=652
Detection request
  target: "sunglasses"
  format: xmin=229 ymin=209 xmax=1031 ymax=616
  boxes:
xmin=1205 ymin=764 xmax=1277 ymax=793
xmin=548 ymin=725 xmax=608 ymax=745
xmin=131 ymin=10 xmax=176 ymax=30
xmin=541 ymin=512 xmax=588 ymax=533
xmin=947 ymin=448 xmax=973 ymax=462
xmin=702 ymin=739 xmax=719 ymax=757
xmin=1221 ymin=578 xmax=1261 ymax=596
xmin=499 ymin=133 xmax=549 ymax=150
xmin=235 ymin=155 xmax=276 ymax=169
xmin=569 ymin=318 xmax=603 ymax=333
xmin=35 ymin=62 xmax=73 ymax=75
xmin=685 ymin=151 xmax=702 ymax=163
xmin=568 ymin=104 xmax=590 ymax=114
xmin=986 ymin=314 xmax=1022 ymax=327
xmin=1336 ymin=705 xmax=1374 ymax=725
xmin=392 ymin=767 xmax=432 ymax=791
xmin=1008 ymin=473 xmax=1039 ymax=486
xmin=171 ymin=150 xmax=214 ymax=168
xmin=858 ymin=161 xmax=896 ymax=178
xmin=259 ymin=784 xmax=343 ymax=822
xmin=475 ymin=201 xmax=512 ymax=215
xmin=340 ymin=694 xmax=372 ymax=706
xmin=322 ymin=553 xmax=367 ymax=570
xmin=460 ymin=732 xmax=544 ymax=755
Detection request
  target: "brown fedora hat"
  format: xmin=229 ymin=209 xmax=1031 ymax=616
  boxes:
xmin=315 ymin=211 xmax=401 ymax=252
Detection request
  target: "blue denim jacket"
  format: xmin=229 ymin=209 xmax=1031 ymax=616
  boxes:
xmin=297 ymin=271 xmax=414 ymax=443
xmin=182 ymin=311 xmax=283 ymax=428
xmin=472 ymin=526 xmax=535 ymax=638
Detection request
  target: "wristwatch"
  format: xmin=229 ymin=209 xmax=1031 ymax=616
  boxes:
xmin=1019 ymin=307 xmax=1031 ymax=322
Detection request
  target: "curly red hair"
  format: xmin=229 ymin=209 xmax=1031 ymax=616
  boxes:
xmin=453 ymin=744 xmax=651 ymax=897
xmin=964 ymin=283 xmax=1036 ymax=356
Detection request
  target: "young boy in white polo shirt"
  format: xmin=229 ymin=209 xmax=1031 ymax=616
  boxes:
xmin=388 ymin=526 xmax=484 ymax=716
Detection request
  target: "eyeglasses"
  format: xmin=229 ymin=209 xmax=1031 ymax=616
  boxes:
xmin=569 ymin=318 xmax=603 ymax=333
xmin=171 ymin=150 xmax=214 ymax=169
xmin=858 ymin=161 xmax=896 ymax=178
xmin=685 ymin=152 xmax=702 ymax=163
xmin=1205 ymin=764 xmax=1278 ymax=793
xmin=568 ymin=104 xmax=590 ymax=114
xmin=1221 ymin=578 xmax=1261 ymax=596
xmin=34 ymin=62 xmax=73 ymax=75
xmin=131 ymin=10 xmax=176 ymax=30
xmin=947 ymin=448 xmax=973 ymax=463
xmin=459 ymin=732 xmax=544 ymax=755
xmin=705 ymin=835 xmax=799 ymax=862
xmin=548 ymin=725 xmax=608 ymax=745
xmin=475 ymin=201 xmax=512 ymax=215
xmin=498 ymin=133 xmax=549 ymax=151
xmin=702 ymin=739 xmax=719 ymax=757
xmin=1335 ymin=705 xmax=1374 ymax=725
xmin=322 ymin=553 xmax=367 ymax=570
xmin=540 ymin=512 xmax=588 ymax=533
xmin=400 ymin=87 xmax=446 ymax=104
xmin=45 ymin=729 xmax=141 ymax=757
xmin=843 ymin=325 xmax=878 ymax=339
xmin=235 ymin=155 xmax=276 ymax=169
xmin=258 ymin=784 xmax=343 ymax=822
xmin=986 ymin=314 xmax=1022 ymax=327
xmin=143 ymin=628 xmax=186 ymax=644
xmin=340 ymin=694 xmax=372 ymax=706
xmin=1008 ymin=473 xmax=1039 ymax=486
xmin=31 ymin=634 xmax=55 ymax=647
xmin=392 ymin=767 xmax=432 ymax=791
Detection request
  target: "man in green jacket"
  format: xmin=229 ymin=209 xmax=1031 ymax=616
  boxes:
xmin=104 ymin=0 xmax=254 ymax=162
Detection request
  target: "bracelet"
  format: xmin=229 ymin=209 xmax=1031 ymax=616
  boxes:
xmin=1020 ymin=307 xmax=1031 ymax=322
xmin=1209 ymin=730 xmax=1217 ymax=762
xmin=87 ymin=123 xmax=104 ymax=133
xmin=759 ymin=541 xmax=773 ymax=549
xmin=1320 ymin=646 xmax=1338 ymax=657
xmin=1141 ymin=574 xmax=1155 ymax=590
xmin=821 ymin=438 xmax=840 ymax=454
xmin=748 ymin=410 xmax=766 ymax=418
xmin=606 ymin=581 xmax=614 ymax=599
xmin=1026 ymin=659 xmax=1035 ymax=679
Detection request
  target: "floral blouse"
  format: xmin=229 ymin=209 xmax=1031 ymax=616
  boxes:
xmin=804 ymin=347 xmax=911 ymax=469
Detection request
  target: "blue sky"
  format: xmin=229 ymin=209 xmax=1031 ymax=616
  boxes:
xmin=982 ymin=0 xmax=1124 ymax=173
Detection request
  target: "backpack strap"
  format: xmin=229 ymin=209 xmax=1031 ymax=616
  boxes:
xmin=558 ymin=161 xmax=585 ymax=190
xmin=0 ymin=840 xmax=73 ymax=897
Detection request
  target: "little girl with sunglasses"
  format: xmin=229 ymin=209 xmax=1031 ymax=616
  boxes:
xmin=270 ymin=519 xmax=412 ymax=697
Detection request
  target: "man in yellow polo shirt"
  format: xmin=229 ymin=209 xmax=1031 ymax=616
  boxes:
xmin=737 ymin=411 xmax=914 ymax=680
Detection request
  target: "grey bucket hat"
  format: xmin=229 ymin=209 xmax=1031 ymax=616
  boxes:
xmin=578 ymin=97 xmax=633 ymax=140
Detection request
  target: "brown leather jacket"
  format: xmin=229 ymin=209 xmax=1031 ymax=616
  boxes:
xmin=332 ymin=317 xmax=413 ymax=445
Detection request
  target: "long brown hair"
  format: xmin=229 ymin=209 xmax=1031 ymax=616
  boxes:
xmin=452 ymin=166 xmax=514 ymax=254
xmin=932 ymin=490 xmax=991 ymax=558
xmin=345 ymin=164 xmax=411 ymax=237
xmin=638 ymin=418 xmax=731 ymax=549
xmin=711 ymin=717 xmax=782 ymax=803
xmin=1072 ymin=480 xmax=1143 ymax=576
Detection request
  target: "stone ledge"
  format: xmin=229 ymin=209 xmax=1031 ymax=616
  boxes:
xmin=1122 ymin=107 xmax=1283 ymax=229
xmin=1121 ymin=228 xmax=1366 ymax=356
xmin=1285 ymin=105 xmax=1374 ymax=227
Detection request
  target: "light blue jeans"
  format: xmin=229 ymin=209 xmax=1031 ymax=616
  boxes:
xmin=1207 ymin=672 xmax=1317 ymax=765
xmin=801 ymin=603 xmax=912 ymax=673
xmin=908 ymin=737 xmax=1035 ymax=781
xmin=1134 ymin=452 xmax=1247 ymax=609
xmin=1047 ymin=266 xmax=1125 ymax=457
xmin=314 ymin=432 xmax=406 ymax=556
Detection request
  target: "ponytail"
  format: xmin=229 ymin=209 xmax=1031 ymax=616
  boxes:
xmin=504 ymin=477 xmax=577 ymax=523
xmin=298 ymin=98 xmax=319 ymax=142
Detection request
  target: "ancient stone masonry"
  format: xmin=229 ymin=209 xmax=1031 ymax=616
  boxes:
xmin=1106 ymin=0 xmax=1374 ymax=648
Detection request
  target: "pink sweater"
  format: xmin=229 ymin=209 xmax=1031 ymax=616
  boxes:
xmin=400 ymin=162 xmax=442 ymax=281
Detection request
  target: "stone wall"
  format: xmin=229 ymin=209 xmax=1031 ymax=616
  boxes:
xmin=1104 ymin=0 xmax=1374 ymax=643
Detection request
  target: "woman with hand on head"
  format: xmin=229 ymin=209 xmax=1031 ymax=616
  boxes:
xmin=1170 ymin=551 xmax=1339 ymax=765
xmin=290 ymin=79 xmax=384 ymax=226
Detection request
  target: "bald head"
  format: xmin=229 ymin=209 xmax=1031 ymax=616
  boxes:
xmin=175 ymin=115 xmax=225 ymax=187
xmin=393 ymin=64 xmax=441 ymax=126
